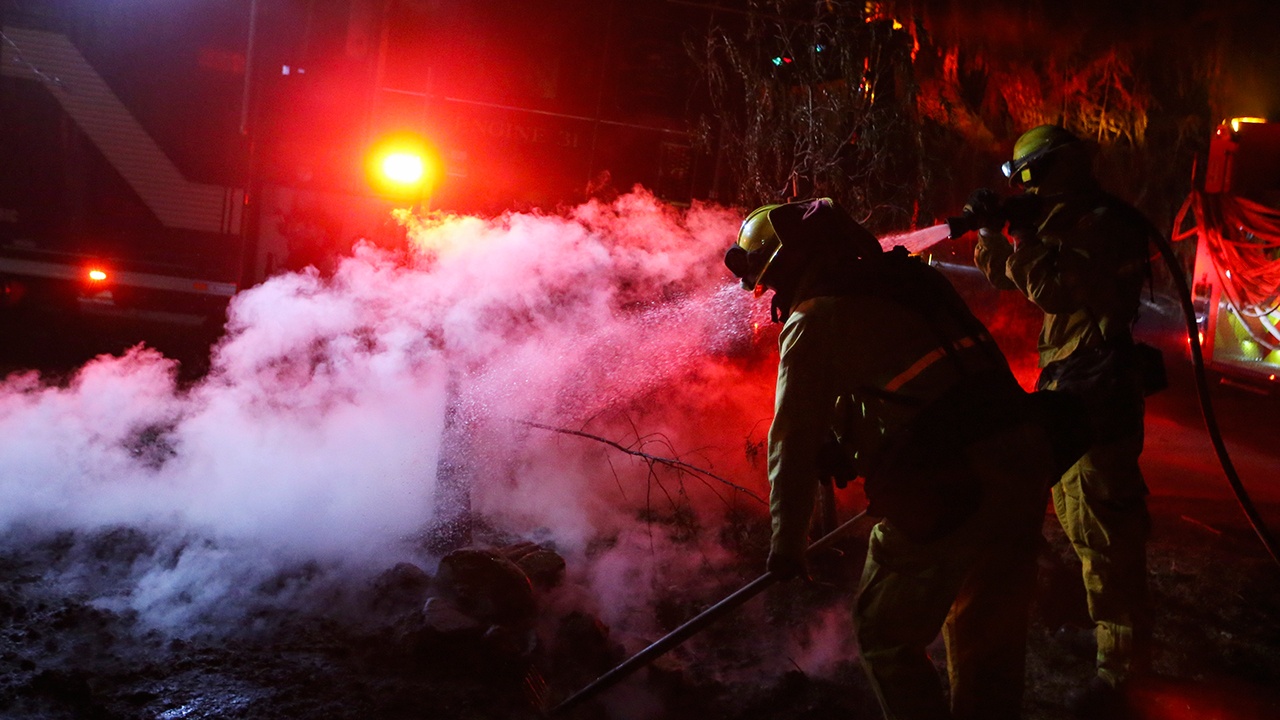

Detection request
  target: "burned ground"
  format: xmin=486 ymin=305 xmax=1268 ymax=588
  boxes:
xmin=1 ymin=483 xmax=1278 ymax=719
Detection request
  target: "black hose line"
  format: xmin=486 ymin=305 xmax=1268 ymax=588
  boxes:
xmin=549 ymin=510 xmax=870 ymax=716
xmin=1152 ymin=232 xmax=1280 ymax=567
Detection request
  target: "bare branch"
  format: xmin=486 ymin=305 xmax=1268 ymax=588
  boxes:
xmin=517 ymin=420 xmax=768 ymax=506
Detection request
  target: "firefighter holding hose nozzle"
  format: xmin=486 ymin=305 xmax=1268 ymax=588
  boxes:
xmin=955 ymin=124 xmax=1158 ymax=717
xmin=725 ymin=198 xmax=1059 ymax=720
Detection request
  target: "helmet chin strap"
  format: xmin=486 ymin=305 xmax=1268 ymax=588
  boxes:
xmin=770 ymin=286 xmax=794 ymax=323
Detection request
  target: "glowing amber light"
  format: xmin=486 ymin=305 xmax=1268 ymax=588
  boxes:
xmin=87 ymin=269 xmax=108 ymax=282
xmin=381 ymin=152 xmax=425 ymax=185
xmin=1229 ymin=117 xmax=1266 ymax=133
xmin=366 ymin=133 xmax=439 ymax=199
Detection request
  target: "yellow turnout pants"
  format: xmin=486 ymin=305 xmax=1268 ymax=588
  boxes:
xmin=1051 ymin=427 xmax=1150 ymax=687
xmin=854 ymin=424 xmax=1052 ymax=720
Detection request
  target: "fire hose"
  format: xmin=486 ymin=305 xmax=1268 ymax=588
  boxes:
xmin=948 ymin=205 xmax=1280 ymax=568
xmin=549 ymin=509 xmax=869 ymax=717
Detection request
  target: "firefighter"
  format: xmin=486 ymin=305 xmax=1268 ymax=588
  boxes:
xmin=725 ymin=198 xmax=1056 ymax=720
xmin=967 ymin=124 xmax=1153 ymax=716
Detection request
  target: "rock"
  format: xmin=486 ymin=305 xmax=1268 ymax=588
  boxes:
xmin=501 ymin=542 xmax=566 ymax=590
xmin=481 ymin=624 xmax=540 ymax=670
xmin=369 ymin=562 xmax=432 ymax=614
xmin=434 ymin=548 xmax=536 ymax=628
xmin=548 ymin=610 xmax=625 ymax=687
xmin=422 ymin=597 xmax=483 ymax=635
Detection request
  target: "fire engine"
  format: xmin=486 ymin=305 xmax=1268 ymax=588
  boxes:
xmin=1182 ymin=117 xmax=1280 ymax=390
xmin=0 ymin=0 xmax=708 ymax=333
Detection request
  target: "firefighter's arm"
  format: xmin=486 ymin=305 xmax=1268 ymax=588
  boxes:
xmin=1004 ymin=230 xmax=1091 ymax=315
xmin=766 ymin=312 xmax=832 ymax=577
xmin=974 ymin=230 xmax=1018 ymax=291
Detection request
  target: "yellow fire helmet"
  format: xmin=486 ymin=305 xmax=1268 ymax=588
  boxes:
xmin=728 ymin=202 xmax=785 ymax=294
xmin=1002 ymin=124 xmax=1081 ymax=187
xmin=727 ymin=197 xmax=834 ymax=293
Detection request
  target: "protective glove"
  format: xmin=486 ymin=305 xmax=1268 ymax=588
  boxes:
xmin=766 ymin=546 xmax=810 ymax=582
xmin=963 ymin=188 xmax=1004 ymax=231
xmin=818 ymin=431 xmax=857 ymax=489
xmin=1002 ymin=193 xmax=1043 ymax=244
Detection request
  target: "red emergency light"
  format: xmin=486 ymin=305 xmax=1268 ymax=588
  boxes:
xmin=366 ymin=133 xmax=440 ymax=201
xmin=86 ymin=267 xmax=109 ymax=283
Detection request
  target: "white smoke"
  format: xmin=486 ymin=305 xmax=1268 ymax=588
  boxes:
xmin=0 ymin=190 xmax=786 ymax=639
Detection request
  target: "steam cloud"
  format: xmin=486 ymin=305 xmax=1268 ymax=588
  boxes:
xmin=0 ymin=191 xmax=808 ymax=652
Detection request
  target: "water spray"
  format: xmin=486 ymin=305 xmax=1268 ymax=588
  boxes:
xmin=876 ymin=223 xmax=953 ymax=254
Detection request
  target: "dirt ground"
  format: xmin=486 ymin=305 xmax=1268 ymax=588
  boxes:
xmin=1 ymin=487 xmax=1277 ymax=720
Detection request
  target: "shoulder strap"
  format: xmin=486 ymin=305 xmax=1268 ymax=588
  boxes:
xmin=835 ymin=248 xmax=1008 ymax=392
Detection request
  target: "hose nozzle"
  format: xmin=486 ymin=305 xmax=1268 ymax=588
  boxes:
xmin=946 ymin=214 xmax=981 ymax=239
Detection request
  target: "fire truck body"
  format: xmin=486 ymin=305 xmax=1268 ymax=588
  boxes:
xmin=1 ymin=14 xmax=246 ymax=324
xmin=1188 ymin=118 xmax=1280 ymax=390
xmin=0 ymin=0 xmax=707 ymax=327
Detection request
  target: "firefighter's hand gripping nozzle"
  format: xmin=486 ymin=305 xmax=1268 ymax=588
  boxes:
xmin=946 ymin=188 xmax=1004 ymax=239
xmin=946 ymin=189 xmax=1044 ymax=241
xmin=946 ymin=213 xmax=984 ymax=239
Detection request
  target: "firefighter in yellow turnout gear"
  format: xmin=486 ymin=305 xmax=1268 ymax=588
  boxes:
xmin=969 ymin=125 xmax=1154 ymax=715
xmin=725 ymin=199 xmax=1057 ymax=720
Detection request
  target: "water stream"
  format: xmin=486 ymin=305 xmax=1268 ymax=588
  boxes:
xmin=878 ymin=223 xmax=953 ymax=254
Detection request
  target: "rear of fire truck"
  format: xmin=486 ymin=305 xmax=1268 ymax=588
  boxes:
xmin=1 ymin=0 xmax=704 ymax=352
xmin=1183 ymin=117 xmax=1280 ymax=391
xmin=0 ymin=1 xmax=422 ymax=343
xmin=0 ymin=5 xmax=248 ymax=333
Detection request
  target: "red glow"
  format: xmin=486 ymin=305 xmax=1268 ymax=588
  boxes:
xmin=87 ymin=268 xmax=108 ymax=283
xmin=1126 ymin=673 xmax=1275 ymax=720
